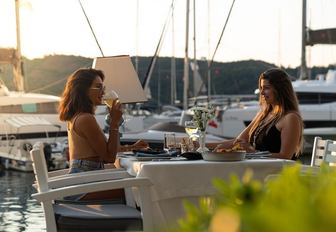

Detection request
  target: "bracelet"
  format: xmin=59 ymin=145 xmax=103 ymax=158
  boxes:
xmin=110 ymin=128 xmax=119 ymax=132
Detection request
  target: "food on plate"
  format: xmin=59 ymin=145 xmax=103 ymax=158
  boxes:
xmin=216 ymin=143 xmax=245 ymax=153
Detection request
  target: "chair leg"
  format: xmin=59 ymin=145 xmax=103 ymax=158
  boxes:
xmin=42 ymin=202 xmax=58 ymax=232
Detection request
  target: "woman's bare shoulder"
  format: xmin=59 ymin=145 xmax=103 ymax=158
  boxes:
xmin=75 ymin=113 xmax=96 ymax=124
xmin=284 ymin=112 xmax=302 ymax=121
xmin=278 ymin=112 xmax=301 ymax=128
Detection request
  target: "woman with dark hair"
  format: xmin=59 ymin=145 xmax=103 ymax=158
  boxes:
xmin=59 ymin=68 xmax=149 ymax=201
xmin=212 ymin=68 xmax=303 ymax=160
xmin=59 ymin=68 xmax=122 ymax=173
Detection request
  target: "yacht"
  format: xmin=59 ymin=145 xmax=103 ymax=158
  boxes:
xmin=0 ymin=81 xmax=71 ymax=171
xmin=0 ymin=115 xmax=68 ymax=172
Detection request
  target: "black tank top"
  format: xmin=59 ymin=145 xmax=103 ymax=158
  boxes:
xmin=253 ymin=124 xmax=297 ymax=160
xmin=254 ymin=125 xmax=281 ymax=153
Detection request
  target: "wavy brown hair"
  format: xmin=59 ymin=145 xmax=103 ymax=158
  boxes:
xmin=59 ymin=68 xmax=105 ymax=121
xmin=248 ymin=68 xmax=303 ymax=155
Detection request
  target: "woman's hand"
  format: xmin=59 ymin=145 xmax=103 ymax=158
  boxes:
xmin=109 ymin=100 xmax=123 ymax=128
xmin=233 ymin=139 xmax=255 ymax=152
xmin=213 ymin=139 xmax=255 ymax=153
xmin=132 ymin=139 xmax=149 ymax=150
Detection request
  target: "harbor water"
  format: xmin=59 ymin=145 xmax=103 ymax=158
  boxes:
xmin=0 ymin=170 xmax=45 ymax=232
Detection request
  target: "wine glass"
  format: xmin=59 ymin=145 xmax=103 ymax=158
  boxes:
xmin=103 ymin=90 xmax=119 ymax=108
xmin=184 ymin=121 xmax=199 ymax=141
xmin=103 ymin=90 xmax=125 ymax=126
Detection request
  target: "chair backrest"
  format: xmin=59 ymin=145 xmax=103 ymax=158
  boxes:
xmin=30 ymin=142 xmax=58 ymax=232
xmin=311 ymin=136 xmax=336 ymax=167
xmin=30 ymin=142 xmax=50 ymax=192
xmin=30 ymin=142 xmax=154 ymax=232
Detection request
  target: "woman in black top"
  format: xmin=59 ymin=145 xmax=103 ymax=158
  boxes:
xmin=213 ymin=68 xmax=303 ymax=160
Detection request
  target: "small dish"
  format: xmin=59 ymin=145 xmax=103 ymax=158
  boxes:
xmin=202 ymin=151 xmax=246 ymax=161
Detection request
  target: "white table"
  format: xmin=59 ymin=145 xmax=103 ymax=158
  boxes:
xmin=119 ymin=157 xmax=294 ymax=230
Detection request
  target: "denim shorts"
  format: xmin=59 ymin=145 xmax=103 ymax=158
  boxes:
xmin=65 ymin=159 xmax=104 ymax=201
xmin=68 ymin=159 xmax=104 ymax=174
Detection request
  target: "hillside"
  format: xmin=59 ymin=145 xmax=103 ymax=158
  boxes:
xmin=0 ymin=55 xmax=333 ymax=107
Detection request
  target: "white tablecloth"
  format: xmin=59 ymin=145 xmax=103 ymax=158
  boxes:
xmin=119 ymin=157 xmax=294 ymax=230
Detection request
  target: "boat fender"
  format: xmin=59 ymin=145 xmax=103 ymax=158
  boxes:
xmin=43 ymin=143 xmax=55 ymax=170
xmin=22 ymin=142 xmax=32 ymax=152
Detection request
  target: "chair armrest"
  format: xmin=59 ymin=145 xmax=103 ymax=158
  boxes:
xmin=33 ymin=169 xmax=130 ymax=190
xmin=48 ymin=168 xmax=69 ymax=178
xmin=32 ymin=177 xmax=152 ymax=202
xmin=48 ymin=164 xmax=121 ymax=179
xmin=47 ymin=170 xmax=132 ymax=189
xmin=48 ymin=167 xmax=126 ymax=180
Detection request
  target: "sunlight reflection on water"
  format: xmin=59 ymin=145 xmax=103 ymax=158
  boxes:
xmin=0 ymin=170 xmax=45 ymax=232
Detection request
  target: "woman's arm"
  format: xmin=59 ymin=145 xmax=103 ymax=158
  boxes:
xmin=118 ymin=139 xmax=149 ymax=152
xmin=213 ymin=112 xmax=261 ymax=152
xmin=271 ymin=112 xmax=301 ymax=159
xmin=106 ymin=100 xmax=123 ymax=161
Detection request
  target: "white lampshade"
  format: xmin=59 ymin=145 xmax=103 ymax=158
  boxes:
xmin=92 ymin=55 xmax=147 ymax=104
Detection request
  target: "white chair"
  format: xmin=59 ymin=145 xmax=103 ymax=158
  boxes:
xmin=34 ymin=153 xmax=137 ymax=208
xmin=311 ymin=136 xmax=336 ymax=167
xmin=30 ymin=142 xmax=154 ymax=232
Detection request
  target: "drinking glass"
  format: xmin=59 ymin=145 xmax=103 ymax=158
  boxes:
xmin=103 ymin=90 xmax=119 ymax=108
xmin=163 ymin=133 xmax=176 ymax=152
xmin=184 ymin=121 xmax=199 ymax=141
xmin=103 ymin=90 xmax=125 ymax=126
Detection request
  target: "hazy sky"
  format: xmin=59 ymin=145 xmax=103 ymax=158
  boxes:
xmin=1 ymin=0 xmax=335 ymax=68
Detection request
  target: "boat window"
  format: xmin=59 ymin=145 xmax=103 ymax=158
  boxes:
xmin=22 ymin=104 xmax=37 ymax=113
xmin=297 ymin=92 xmax=336 ymax=104
xmin=0 ymin=102 xmax=58 ymax=114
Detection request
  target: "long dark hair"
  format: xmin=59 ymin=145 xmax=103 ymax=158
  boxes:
xmin=59 ymin=68 xmax=105 ymax=121
xmin=248 ymin=68 xmax=303 ymax=155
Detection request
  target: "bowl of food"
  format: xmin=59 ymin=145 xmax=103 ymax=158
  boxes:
xmin=202 ymin=144 xmax=246 ymax=161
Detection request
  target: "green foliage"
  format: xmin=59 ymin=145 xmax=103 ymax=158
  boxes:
xmin=171 ymin=164 xmax=336 ymax=232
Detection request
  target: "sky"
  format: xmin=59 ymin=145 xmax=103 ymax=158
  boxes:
xmin=0 ymin=0 xmax=336 ymax=68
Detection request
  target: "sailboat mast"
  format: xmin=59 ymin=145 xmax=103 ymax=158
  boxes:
xmin=183 ymin=0 xmax=190 ymax=110
xmin=192 ymin=0 xmax=197 ymax=97
xmin=14 ymin=0 xmax=24 ymax=92
xmin=135 ymin=0 xmax=139 ymax=74
xmin=207 ymin=0 xmax=211 ymax=102
xmin=171 ymin=8 xmax=176 ymax=105
xmin=299 ymin=0 xmax=309 ymax=80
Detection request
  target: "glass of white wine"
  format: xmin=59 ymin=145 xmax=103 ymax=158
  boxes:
xmin=103 ymin=90 xmax=125 ymax=126
xmin=184 ymin=121 xmax=199 ymax=141
xmin=103 ymin=90 xmax=119 ymax=108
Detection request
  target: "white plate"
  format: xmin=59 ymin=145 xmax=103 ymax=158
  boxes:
xmin=202 ymin=151 xmax=246 ymax=161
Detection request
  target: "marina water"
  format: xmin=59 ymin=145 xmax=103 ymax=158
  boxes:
xmin=0 ymin=170 xmax=45 ymax=231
